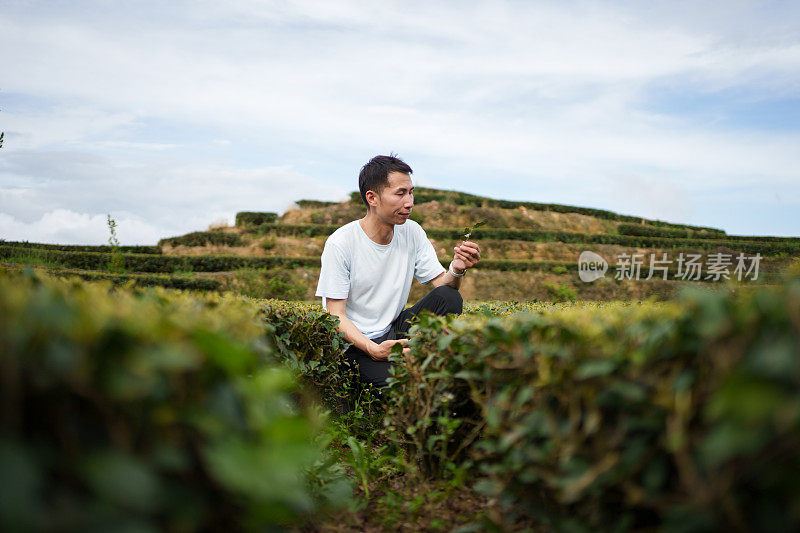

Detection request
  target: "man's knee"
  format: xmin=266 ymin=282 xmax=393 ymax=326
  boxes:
xmin=431 ymin=285 xmax=463 ymax=315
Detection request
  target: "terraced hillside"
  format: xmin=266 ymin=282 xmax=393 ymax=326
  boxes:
xmin=3 ymin=187 xmax=798 ymax=301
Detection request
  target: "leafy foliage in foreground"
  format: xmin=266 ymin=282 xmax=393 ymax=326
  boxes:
xmin=385 ymin=282 xmax=800 ymax=531
xmin=260 ymin=300 xmax=386 ymax=415
xmin=251 ymin=285 xmax=800 ymax=531
xmin=0 ymin=272 xmax=348 ymax=531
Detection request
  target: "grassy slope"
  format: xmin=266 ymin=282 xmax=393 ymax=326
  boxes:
xmin=4 ymin=187 xmax=797 ymax=301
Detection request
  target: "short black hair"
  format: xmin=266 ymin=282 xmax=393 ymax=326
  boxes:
xmin=358 ymin=153 xmax=413 ymax=207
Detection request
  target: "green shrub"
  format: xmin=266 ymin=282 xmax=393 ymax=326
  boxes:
xmin=0 ymin=245 xmax=319 ymax=273
xmin=386 ymin=281 xmax=800 ymax=531
xmin=0 ymin=240 xmax=160 ymax=254
xmin=295 ymin=200 xmax=338 ymax=208
xmin=233 ymin=268 xmax=306 ymax=300
xmin=260 ymin=300 xmax=369 ymax=413
xmin=235 ymin=212 xmax=278 ymax=226
xmin=618 ymin=224 xmax=800 ymax=243
xmin=0 ymin=272 xmax=349 ymax=531
xmin=256 ymin=223 xmax=337 ymax=237
xmin=159 ymin=231 xmax=243 ymax=248
xmin=543 ymin=281 xmax=577 ymax=302
xmin=43 ymin=268 xmax=224 ymax=292
xmin=260 ymin=235 xmax=276 ymax=251
xmin=254 ymin=224 xmax=800 ymax=256
xmin=411 ymin=187 xmax=726 ymax=234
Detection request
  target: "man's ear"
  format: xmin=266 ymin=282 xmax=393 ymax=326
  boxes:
xmin=365 ymin=189 xmax=380 ymax=208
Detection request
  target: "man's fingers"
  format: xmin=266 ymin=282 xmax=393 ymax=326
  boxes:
xmin=455 ymin=250 xmax=477 ymax=265
xmin=456 ymin=243 xmax=481 ymax=257
xmin=402 ymin=347 xmax=411 ymax=355
xmin=460 ymin=241 xmax=481 ymax=254
xmin=395 ymin=338 xmax=409 ymax=345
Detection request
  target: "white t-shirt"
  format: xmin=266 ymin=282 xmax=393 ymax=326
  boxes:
xmin=315 ymin=219 xmax=446 ymax=339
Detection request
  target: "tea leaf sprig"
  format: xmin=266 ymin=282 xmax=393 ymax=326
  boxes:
xmin=462 ymin=220 xmax=487 ymax=240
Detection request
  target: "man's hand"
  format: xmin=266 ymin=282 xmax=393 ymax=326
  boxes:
xmin=452 ymin=240 xmax=481 ymax=273
xmin=368 ymin=338 xmax=410 ymax=361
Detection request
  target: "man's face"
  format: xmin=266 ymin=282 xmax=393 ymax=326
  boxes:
xmin=371 ymin=171 xmax=414 ymax=225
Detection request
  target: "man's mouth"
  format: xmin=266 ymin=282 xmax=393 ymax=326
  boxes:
xmin=399 ymin=212 xmax=411 ymax=217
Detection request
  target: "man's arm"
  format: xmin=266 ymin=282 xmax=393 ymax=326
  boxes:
xmin=430 ymin=240 xmax=481 ymax=289
xmin=325 ymin=298 xmax=410 ymax=361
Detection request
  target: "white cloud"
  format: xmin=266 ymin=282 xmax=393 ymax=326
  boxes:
xmin=1 ymin=150 xmax=348 ymax=243
xmin=0 ymin=0 xmax=799 ymax=239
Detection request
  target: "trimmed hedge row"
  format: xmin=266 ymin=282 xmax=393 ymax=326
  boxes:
xmin=0 ymin=272 xmax=349 ymax=531
xmin=159 ymin=231 xmax=243 ymax=248
xmin=64 ymin=270 xmax=223 ymax=291
xmin=3 ymin=245 xmax=779 ymax=281
xmin=236 ymin=211 xmax=278 ymax=226
xmin=619 ymin=224 xmax=800 ymax=243
xmin=254 ymin=223 xmax=800 ymax=256
xmin=295 ymin=200 xmax=339 ymax=208
xmin=256 ymin=223 xmax=337 ymax=237
xmin=409 ymin=187 xmax=727 ymax=234
xmin=438 ymin=258 xmax=779 ymax=281
xmin=0 ymin=245 xmax=318 ymax=273
xmin=383 ymin=281 xmax=800 ymax=531
xmin=0 ymin=240 xmax=160 ymax=254
xmin=255 ymin=283 xmax=800 ymax=530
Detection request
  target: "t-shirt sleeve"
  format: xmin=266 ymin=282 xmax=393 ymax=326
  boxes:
xmin=414 ymin=225 xmax=446 ymax=284
xmin=315 ymin=240 xmax=351 ymax=299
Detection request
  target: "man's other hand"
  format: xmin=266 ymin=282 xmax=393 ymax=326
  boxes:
xmin=368 ymin=338 xmax=410 ymax=361
xmin=452 ymin=240 xmax=481 ymax=272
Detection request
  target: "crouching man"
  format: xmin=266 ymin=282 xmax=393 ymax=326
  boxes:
xmin=315 ymin=154 xmax=481 ymax=389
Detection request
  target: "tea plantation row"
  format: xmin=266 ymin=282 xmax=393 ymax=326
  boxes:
xmin=264 ymin=279 xmax=800 ymax=531
xmin=4 ymin=245 xmax=780 ymax=284
xmin=0 ymin=272 xmax=350 ymax=531
xmin=360 ymin=189 xmax=726 ymax=234
xmin=254 ymin=223 xmax=800 ymax=254
xmin=4 ymin=267 xmax=798 ymax=531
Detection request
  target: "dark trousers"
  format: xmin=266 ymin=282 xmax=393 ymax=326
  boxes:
xmin=343 ymin=285 xmax=463 ymax=389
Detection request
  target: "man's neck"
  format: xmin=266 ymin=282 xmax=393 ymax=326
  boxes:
xmin=359 ymin=211 xmax=394 ymax=245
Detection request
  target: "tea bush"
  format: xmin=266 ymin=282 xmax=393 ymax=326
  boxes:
xmin=260 ymin=300 xmax=378 ymax=414
xmin=385 ymin=281 xmax=800 ymax=531
xmin=0 ymin=272 xmax=348 ymax=531
xmin=233 ymin=268 xmax=307 ymax=300
xmin=252 ymin=224 xmax=800 ymax=256
xmin=54 ymin=269 xmax=223 ymax=292
xmin=0 ymin=240 xmax=160 ymax=254
xmin=618 ymin=224 xmax=800 ymax=243
xmin=0 ymin=245 xmax=318 ymax=273
xmin=159 ymin=231 xmax=243 ymax=248
xmin=410 ymin=187 xmax=726 ymax=234
xmin=235 ymin=211 xmax=278 ymax=226
xmin=295 ymin=200 xmax=338 ymax=208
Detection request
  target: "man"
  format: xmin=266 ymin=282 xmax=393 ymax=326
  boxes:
xmin=315 ymin=154 xmax=481 ymax=388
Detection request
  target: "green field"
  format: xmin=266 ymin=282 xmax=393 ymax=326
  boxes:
xmin=2 ymin=189 xmax=799 ymax=530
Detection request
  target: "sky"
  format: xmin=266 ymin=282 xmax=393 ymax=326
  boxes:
xmin=1 ymin=0 xmax=799 ymax=244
